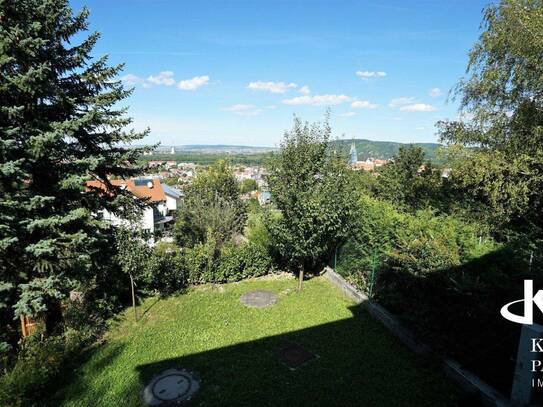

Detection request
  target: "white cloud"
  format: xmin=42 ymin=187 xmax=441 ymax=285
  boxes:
xmin=351 ymin=100 xmax=378 ymax=109
xmin=389 ymin=97 xmax=436 ymax=112
xmin=120 ymin=74 xmax=144 ymax=85
xmin=340 ymin=112 xmax=358 ymax=117
xmin=429 ymin=87 xmax=443 ymax=97
xmin=247 ymin=81 xmax=297 ymax=94
xmin=298 ymin=85 xmax=311 ymax=95
xmin=221 ymin=104 xmax=254 ymax=112
xmin=356 ymin=70 xmax=387 ymax=79
xmin=236 ymin=109 xmax=263 ymax=117
xmin=178 ymin=75 xmax=210 ymax=90
xmin=221 ymin=104 xmax=262 ymax=116
xmin=282 ymin=94 xmax=352 ymax=106
xmin=267 ymin=105 xmax=277 ymax=109
xmin=389 ymin=97 xmax=415 ymax=108
xmin=121 ymin=71 xmax=210 ymax=91
xmin=147 ymin=71 xmax=176 ymax=86
xmin=399 ymin=103 xmax=437 ymax=112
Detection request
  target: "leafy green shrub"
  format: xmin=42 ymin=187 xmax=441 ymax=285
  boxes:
xmin=62 ymin=293 xmax=112 ymax=338
xmin=245 ymin=212 xmax=271 ymax=249
xmin=337 ymin=195 xmax=497 ymax=292
xmin=142 ymin=236 xmax=274 ymax=289
xmin=217 ymin=242 xmax=273 ymax=282
xmin=0 ymin=332 xmax=90 ymax=406
xmin=377 ymin=209 xmax=498 ymax=313
xmin=184 ymin=234 xmax=220 ymax=284
xmin=239 ymin=178 xmax=258 ymax=194
xmin=336 ymin=195 xmax=403 ymax=290
xmin=387 ymin=209 xmax=496 ymax=276
xmin=142 ymin=249 xmax=187 ymax=295
xmin=336 ymin=194 xmax=525 ymax=368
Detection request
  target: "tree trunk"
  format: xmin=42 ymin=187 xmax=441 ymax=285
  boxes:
xmin=45 ymin=300 xmax=62 ymax=335
xmin=130 ymin=273 xmax=137 ymax=321
xmin=298 ymin=265 xmax=304 ymax=292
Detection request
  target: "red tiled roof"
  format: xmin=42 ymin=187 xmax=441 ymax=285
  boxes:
xmin=86 ymin=178 xmax=166 ymax=202
xmin=352 ymin=161 xmax=375 ymax=171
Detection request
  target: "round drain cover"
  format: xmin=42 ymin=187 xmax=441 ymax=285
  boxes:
xmin=240 ymin=290 xmax=278 ymax=308
xmin=142 ymin=368 xmax=199 ymax=406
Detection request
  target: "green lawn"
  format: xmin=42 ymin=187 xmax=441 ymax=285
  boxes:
xmin=54 ymin=276 xmax=458 ymax=406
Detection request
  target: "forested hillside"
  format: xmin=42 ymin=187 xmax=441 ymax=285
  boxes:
xmin=140 ymin=139 xmax=442 ymax=165
xmin=331 ymin=139 xmax=441 ymax=160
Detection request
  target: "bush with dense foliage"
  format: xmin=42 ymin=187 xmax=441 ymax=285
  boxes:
xmin=337 ymin=195 xmax=497 ymax=291
xmin=142 ymin=248 xmax=187 ymax=295
xmin=217 ymin=242 xmax=273 ymax=282
xmin=239 ymin=178 xmax=258 ymax=194
xmin=335 ymin=190 xmax=543 ymax=392
xmin=175 ymin=161 xmax=246 ymax=247
xmin=184 ymin=234 xmax=220 ymax=284
xmin=387 ymin=209 xmax=497 ymax=276
xmin=0 ymin=329 xmax=94 ymax=406
xmin=137 ymin=237 xmax=274 ymax=291
xmin=335 ymin=195 xmax=401 ymax=290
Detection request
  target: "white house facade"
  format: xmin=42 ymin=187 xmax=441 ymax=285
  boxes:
xmin=86 ymin=178 xmax=183 ymax=237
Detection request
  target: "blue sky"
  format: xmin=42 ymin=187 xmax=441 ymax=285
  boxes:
xmin=71 ymin=0 xmax=490 ymax=147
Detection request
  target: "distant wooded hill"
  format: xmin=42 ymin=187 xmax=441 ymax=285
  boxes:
xmin=140 ymin=152 xmax=273 ymax=166
xmin=138 ymin=139 xmax=443 ymax=166
xmin=331 ymin=139 xmax=442 ymax=160
xmin=143 ymin=145 xmax=276 ymax=154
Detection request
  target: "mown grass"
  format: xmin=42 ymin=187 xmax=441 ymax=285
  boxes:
xmin=53 ymin=276 xmax=458 ymax=406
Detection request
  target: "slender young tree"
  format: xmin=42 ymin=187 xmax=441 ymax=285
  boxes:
xmin=0 ymin=0 xmax=149 ymax=338
xmin=115 ymin=227 xmax=152 ymax=321
xmin=267 ymin=116 xmax=357 ymax=291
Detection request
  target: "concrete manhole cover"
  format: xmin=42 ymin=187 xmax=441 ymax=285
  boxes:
xmin=142 ymin=368 xmax=199 ymax=406
xmin=240 ymin=290 xmax=278 ymax=308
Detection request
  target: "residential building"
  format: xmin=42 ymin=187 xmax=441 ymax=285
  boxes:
xmin=86 ymin=178 xmax=182 ymax=238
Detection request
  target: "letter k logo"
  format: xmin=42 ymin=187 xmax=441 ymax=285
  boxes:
xmin=501 ymin=280 xmax=543 ymax=325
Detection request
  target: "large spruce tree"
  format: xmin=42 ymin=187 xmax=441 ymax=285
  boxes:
xmin=0 ymin=0 xmax=149 ymax=337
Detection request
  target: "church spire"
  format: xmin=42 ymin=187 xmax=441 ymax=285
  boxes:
xmin=348 ymin=140 xmax=358 ymax=165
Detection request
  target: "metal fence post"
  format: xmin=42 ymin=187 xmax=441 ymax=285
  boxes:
xmin=369 ymin=249 xmax=377 ymax=299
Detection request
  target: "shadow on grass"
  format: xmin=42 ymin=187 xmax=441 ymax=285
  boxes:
xmin=139 ymin=289 xmax=189 ymax=320
xmin=50 ymin=341 xmax=127 ymax=404
xmin=140 ymin=296 xmax=162 ymax=319
xmin=369 ymin=245 xmax=539 ymax=397
xmin=134 ymin=305 xmax=461 ymax=407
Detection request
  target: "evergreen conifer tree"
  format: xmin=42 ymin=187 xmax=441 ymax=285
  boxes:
xmin=0 ymin=0 xmax=149 ymax=338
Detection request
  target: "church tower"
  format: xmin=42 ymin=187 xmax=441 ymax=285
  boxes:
xmin=348 ymin=141 xmax=358 ymax=165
